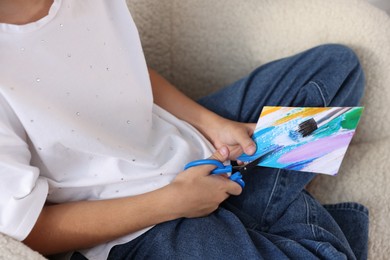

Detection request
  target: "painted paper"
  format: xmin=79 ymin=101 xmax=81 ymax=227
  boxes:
xmin=238 ymin=106 xmax=364 ymax=175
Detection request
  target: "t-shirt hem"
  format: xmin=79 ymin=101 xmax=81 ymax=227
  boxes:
xmin=10 ymin=178 xmax=49 ymax=241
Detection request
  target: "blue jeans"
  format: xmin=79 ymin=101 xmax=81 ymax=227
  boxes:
xmin=74 ymin=44 xmax=369 ymax=259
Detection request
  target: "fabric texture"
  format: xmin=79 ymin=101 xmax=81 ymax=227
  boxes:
xmin=1 ymin=0 xmax=389 ymax=259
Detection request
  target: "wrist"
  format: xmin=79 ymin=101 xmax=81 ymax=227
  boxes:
xmin=156 ymin=183 xmax=186 ymax=220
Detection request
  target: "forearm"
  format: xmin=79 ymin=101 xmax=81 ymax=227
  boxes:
xmin=23 ymin=162 xmax=239 ymax=256
xmin=149 ymin=68 xmax=224 ymax=140
xmin=148 ymin=69 xmax=256 ymax=158
xmin=23 ymin=185 xmax=179 ymax=256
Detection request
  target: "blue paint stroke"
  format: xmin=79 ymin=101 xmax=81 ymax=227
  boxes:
xmin=238 ymin=107 xmax=361 ymax=174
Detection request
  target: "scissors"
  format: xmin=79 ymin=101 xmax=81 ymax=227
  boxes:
xmin=184 ymin=149 xmax=276 ymax=188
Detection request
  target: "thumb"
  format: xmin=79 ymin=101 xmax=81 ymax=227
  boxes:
xmin=211 ymin=146 xmax=242 ymax=195
xmin=240 ymin=124 xmax=257 ymax=155
xmin=209 ymin=146 xmax=230 ymax=162
xmin=235 ymin=134 xmax=256 ymax=156
xmin=186 ymin=146 xmax=230 ymax=176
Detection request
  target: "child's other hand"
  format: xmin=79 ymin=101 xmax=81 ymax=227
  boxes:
xmin=206 ymin=118 xmax=256 ymax=160
xmin=169 ymin=146 xmax=242 ymax=218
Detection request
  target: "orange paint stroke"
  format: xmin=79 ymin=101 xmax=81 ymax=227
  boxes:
xmin=260 ymin=106 xmax=282 ymax=117
xmin=274 ymin=107 xmax=331 ymax=125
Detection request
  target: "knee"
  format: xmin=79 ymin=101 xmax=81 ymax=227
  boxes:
xmin=314 ymin=44 xmax=361 ymax=70
xmin=312 ymin=44 xmax=365 ymax=103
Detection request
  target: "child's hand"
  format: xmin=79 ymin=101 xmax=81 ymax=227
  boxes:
xmin=169 ymin=147 xmax=242 ymax=218
xmin=206 ymin=118 xmax=257 ymax=160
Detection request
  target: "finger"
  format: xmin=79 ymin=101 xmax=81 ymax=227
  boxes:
xmin=236 ymin=131 xmax=256 ymax=156
xmin=226 ymin=179 xmax=242 ymax=196
xmin=190 ymin=146 xmax=230 ymax=176
xmin=236 ymin=159 xmax=244 ymax=165
xmin=209 ymin=145 xmax=229 ymax=162
xmin=226 ymin=145 xmax=243 ymax=159
xmin=247 ymin=123 xmax=256 ymax=133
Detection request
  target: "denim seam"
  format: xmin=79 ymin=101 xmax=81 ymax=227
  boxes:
xmin=260 ymin=169 xmax=281 ymax=229
xmin=303 ymin=194 xmax=318 ymax=239
xmin=314 ymin=241 xmax=334 ymax=256
xmin=323 ymin=202 xmax=368 ymax=212
xmin=308 ymin=80 xmax=328 ymax=107
xmin=325 ymin=208 xmax=369 ymax=217
xmin=314 ymin=242 xmax=323 ymax=255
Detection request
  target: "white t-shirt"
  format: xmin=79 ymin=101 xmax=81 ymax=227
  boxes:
xmin=0 ymin=0 xmax=213 ymax=258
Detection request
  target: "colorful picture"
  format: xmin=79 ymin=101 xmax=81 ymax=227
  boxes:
xmin=238 ymin=106 xmax=364 ymax=175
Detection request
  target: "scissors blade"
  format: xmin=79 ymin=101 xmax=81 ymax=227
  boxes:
xmin=238 ymin=156 xmax=264 ymax=174
xmin=237 ymin=146 xmax=281 ymax=174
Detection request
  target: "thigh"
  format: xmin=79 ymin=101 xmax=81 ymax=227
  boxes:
xmin=198 ymin=44 xmax=365 ymax=123
xmin=107 ymin=208 xmax=264 ymax=260
xmin=224 ymin=167 xmax=316 ymax=231
xmin=324 ymin=202 xmax=369 ymax=260
xmin=107 ymin=203 xmax=356 ymax=260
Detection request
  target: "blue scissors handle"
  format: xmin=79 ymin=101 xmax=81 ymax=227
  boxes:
xmin=184 ymin=159 xmax=245 ymax=188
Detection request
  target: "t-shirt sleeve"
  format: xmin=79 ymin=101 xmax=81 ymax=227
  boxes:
xmin=0 ymin=97 xmax=48 ymax=241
